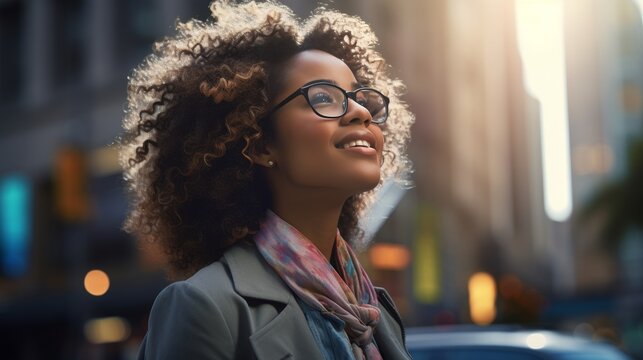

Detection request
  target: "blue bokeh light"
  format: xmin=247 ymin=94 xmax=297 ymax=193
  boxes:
xmin=0 ymin=175 xmax=31 ymax=278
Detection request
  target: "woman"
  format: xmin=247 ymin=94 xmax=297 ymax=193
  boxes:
xmin=120 ymin=1 xmax=414 ymax=359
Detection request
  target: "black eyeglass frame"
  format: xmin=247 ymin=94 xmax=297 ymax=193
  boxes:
xmin=266 ymin=81 xmax=390 ymax=125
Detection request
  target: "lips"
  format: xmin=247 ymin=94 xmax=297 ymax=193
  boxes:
xmin=335 ymin=132 xmax=376 ymax=150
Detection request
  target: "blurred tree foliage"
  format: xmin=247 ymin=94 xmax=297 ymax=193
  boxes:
xmin=580 ymin=136 xmax=643 ymax=252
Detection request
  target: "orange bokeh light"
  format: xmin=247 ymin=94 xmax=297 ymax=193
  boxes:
xmin=369 ymin=243 xmax=411 ymax=270
xmin=469 ymin=272 xmax=497 ymax=325
xmin=84 ymin=269 xmax=110 ymax=296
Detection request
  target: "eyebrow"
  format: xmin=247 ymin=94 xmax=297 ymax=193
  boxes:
xmin=302 ymin=79 xmax=364 ymax=90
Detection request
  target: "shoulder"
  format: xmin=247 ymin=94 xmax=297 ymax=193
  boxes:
xmin=184 ymin=259 xmax=235 ymax=301
xmin=139 ymin=241 xmax=306 ymax=359
xmin=142 ymin=264 xmax=237 ymax=359
xmin=140 ymin=246 xmax=250 ymax=360
xmin=149 ymin=243 xmax=257 ymax=325
xmin=150 ymin=258 xmax=238 ymax=314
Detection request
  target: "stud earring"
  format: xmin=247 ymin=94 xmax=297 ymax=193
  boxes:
xmin=267 ymin=160 xmax=275 ymax=167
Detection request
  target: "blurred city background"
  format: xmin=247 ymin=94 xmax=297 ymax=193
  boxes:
xmin=1 ymin=0 xmax=642 ymax=359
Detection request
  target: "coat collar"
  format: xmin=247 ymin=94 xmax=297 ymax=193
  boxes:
xmin=222 ymin=240 xmax=292 ymax=303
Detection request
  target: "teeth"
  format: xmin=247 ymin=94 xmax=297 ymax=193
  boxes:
xmin=342 ymin=139 xmax=372 ymax=149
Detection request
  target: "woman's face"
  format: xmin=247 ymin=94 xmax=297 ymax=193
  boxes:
xmin=265 ymin=49 xmax=385 ymax=198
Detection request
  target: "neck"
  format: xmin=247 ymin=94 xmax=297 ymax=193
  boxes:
xmin=270 ymin=190 xmax=346 ymax=260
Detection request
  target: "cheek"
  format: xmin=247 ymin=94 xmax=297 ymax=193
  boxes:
xmin=371 ymin=126 xmax=386 ymax=158
xmin=275 ymin=116 xmax=335 ymax=168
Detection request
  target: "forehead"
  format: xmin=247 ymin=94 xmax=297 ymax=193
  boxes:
xmin=280 ymin=50 xmax=358 ymax=92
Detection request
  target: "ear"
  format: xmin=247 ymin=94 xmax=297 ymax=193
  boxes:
xmin=249 ymin=137 xmax=278 ymax=168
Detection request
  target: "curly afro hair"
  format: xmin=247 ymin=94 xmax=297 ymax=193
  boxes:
xmin=118 ymin=0 xmax=414 ymax=277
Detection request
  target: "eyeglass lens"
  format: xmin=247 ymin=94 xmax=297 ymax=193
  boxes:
xmin=307 ymin=84 xmax=387 ymax=123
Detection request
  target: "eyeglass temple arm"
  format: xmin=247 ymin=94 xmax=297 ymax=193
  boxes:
xmin=265 ymin=89 xmax=305 ymax=118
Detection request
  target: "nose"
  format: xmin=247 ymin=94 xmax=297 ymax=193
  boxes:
xmin=341 ymin=98 xmax=372 ymax=127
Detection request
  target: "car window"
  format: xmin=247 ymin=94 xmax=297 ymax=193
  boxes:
xmin=410 ymin=348 xmax=545 ymax=360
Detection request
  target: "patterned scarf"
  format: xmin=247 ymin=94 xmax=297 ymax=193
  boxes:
xmin=255 ymin=210 xmax=383 ymax=360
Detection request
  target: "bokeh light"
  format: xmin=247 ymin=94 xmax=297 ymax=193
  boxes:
xmin=84 ymin=317 xmax=131 ymax=344
xmin=369 ymin=243 xmax=411 ymax=270
xmin=526 ymin=332 xmax=547 ymax=349
xmin=468 ymin=272 xmax=497 ymax=326
xmin=84 ymin=269 xmax=110 ymax=296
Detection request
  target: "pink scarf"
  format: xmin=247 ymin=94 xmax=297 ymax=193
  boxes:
xmin=255 ymin=211 xmax=383 ymax=360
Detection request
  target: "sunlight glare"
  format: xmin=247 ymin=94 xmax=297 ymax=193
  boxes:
xmin=515 ymin=0 xmax=573 ymax=222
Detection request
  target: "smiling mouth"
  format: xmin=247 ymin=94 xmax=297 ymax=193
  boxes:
xmin=337 ymin=139 xmax=374 ymax=149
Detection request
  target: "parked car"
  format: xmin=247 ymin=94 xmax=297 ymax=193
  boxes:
xmin=406 ymin=326 xmax=632 ymax=359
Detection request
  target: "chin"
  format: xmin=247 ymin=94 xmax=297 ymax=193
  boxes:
xmin=352 ymin=174 xmax=381 ymax=194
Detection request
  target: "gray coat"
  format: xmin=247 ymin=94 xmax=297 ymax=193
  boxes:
xmin=138 ymin=240 xmax=412 ymax=359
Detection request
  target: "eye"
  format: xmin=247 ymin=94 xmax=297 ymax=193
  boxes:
xmin=308 ymin=84 xmax=344 ymax=108
xmin=309 ymin=91 xmax=335 ymax=106
xmin=355 ymin=91 xmax=371 ymax=108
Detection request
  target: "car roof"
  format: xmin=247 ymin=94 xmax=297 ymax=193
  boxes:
xmin=406 ymin=326 xmax=625 ymax=355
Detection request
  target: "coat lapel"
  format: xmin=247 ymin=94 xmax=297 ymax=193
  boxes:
xmin=223 ymin=241 xmax=325 ymax=360
xmin=374 ymin=288 xmax=413 ymax=360
xmin=249 ymin=301 xmax=324 ymax=360
xmin=373 ymin=304 xmax=413 ymax=360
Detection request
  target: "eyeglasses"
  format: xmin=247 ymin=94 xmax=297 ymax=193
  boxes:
xmin=267 ymin=81 xmax=390 ymax=124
